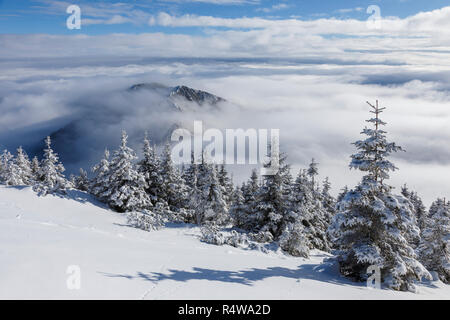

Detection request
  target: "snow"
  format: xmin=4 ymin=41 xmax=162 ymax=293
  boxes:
xmin=0 ymin=186 xmax=449 ymax=300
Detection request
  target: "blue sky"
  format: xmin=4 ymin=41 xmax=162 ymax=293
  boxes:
xmin=1 ymin=0 xmax=449 ymax=35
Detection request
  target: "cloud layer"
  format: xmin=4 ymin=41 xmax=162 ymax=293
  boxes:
xmin=0 ymin=6 xmax=449 ymax=205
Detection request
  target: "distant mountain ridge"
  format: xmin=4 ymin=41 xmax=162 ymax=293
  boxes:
xmin=39 ymin=83 xmax=228 ymax=175
xmin=129 ymin=83 xmax=226 ymax=110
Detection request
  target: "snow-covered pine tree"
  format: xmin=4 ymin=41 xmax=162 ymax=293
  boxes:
xmin=279 ymin=220 xmax=310 ymax=258
xmin=217 ymin=164 xmax=234 ymax=208
xmin=232 ymin=170 xmax=260 ymax=231
xmin=0 ymin=149 xmax=13 ymax=184
xmin=30 ymin=156 xmax=41 ymax=182
xmin=254 ymin=152 xmax=292 ymax=239
xmin=90 ymin=149 xmax=110 ymax=201
xmin=73 ymin=168 xmax=89 ymax=191
xmin=307 ymin=158 xmax=319 ymax=189
xmin=418 ymin=198 xmax=450 ymax=284
xmin=102 ymin=131 xmax=151 ymax=212
xmin=4 ymin=146 xmax=33 ymax=186
xmin=286 ymin=169 xmax=330 ymax=251
xmin=195 ymin=158 xmax=230 ymax=226
xmin=336 ymin=186 xmax=348 ymax=203
xmin=159 ymin=142 xmax=188 ymax=212
xmin=321 ymin=177 xmax=336 ymax=217
xmin=138 ymin=134 xmax=163 ymax=205
xmin=402 ymin=184 xmax=427 ymax=234
xmin=328 ymin=100 xmax=430 ymax=292
xmin=429 ymin=198 xmax=445 ymax=217
xmin=35 ymin=136 xmax=68 ymax=195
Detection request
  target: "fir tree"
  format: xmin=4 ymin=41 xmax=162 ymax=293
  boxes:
xmin=195 ymin=158 xmax=229 ymax=226
xmin=30 ymin=156 xmax=41 ymax=182
xmin=307 ymin=158 xmax=319 ymax=188
xmin=73 ymin=168 xmax=89 ymax=191
xmin=138 ymin=135 xmax=163 ymax=205
xmin=287 ymin=169 xmax=330 ymax=251
xmin=35 ymin=136 xmax=68 ymax=195
xmin=0 ymin=149 xmax=13 ymax=184
xmin=90 ymin=149 xmax=110 ymax=201
xmin=418 ymin=199 xmax=450 ymax=284
xmin=159 ymin=143 xmax=188 ymax=212
xmin=217 ymin=164 xmax=234 ymax=207
xmin=321 ymin=177 xmax=336 ymax=217
xmin=254 ymin=153 xmax=292 ymax=239
xmin=102 ymin=131 xmax=151 ymax=212
xmin=402 ymin=184 xmax=427 ymax=234
xmin=328 ymin=101 xmax=430 ymax=292
xmin=232 ymin=170 xmax=260 ymax=230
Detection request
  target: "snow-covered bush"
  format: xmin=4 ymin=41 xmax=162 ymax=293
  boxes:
xmin=127 ymin=210 xmax=165 ymax=232
xmin=279 ymin=222 xmax=310 ymax=258
xmin=200 ymin=223 xmax=226 ymax=245
xmin=248 ymin=230 xmax=274 ymax=243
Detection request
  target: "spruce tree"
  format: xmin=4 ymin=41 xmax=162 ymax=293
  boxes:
xmin=287 ymin=169 xmax=330 ymax=251
xmin=159 ymin=142 xmax=188 ymax=212
xmin=0 ymin=149 xmax=13 ymax=184
xmin=35 ymin=136 xmax=68 ymax=195
xmin=4 ymin=147 xmax=33 ymax=186
xmin=418 ymin=198 xmax=450 ymax=284
xmin=195 ymin=158 xmax=229 ymax=226
xmin=328 ymin=101 xmax=430 ymax=291
xmin=102 ymin=131 xmax=151 ymax=212
xmin=217 ymin=164 xmax=234 ymax=207
xmin=321 ymin=177 xmax=336 ymax=217
xmin=30 ymin=156 xmax=41 ymax=182
xmin=254 ymin=153 xmax=292 ymax=239
xmin=90 ymin=149 xmax=110 ymax=201
xmin=138 ymin=135 xmax=163 ymax=205
xmin=232 ymin=170 xmax=260 ymax=231
xmin=307 ymin=158 xmax=319 ymax=188
xmin=73 ymin=168 xmax=89 ymax=191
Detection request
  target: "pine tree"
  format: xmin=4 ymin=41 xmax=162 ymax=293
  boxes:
xmin=4 ymin=147 xmax=33 ymax=186
xmin=307 ymin=158 xmax=319 ymax=188
xmin=217 ymin=164 xmax=234 ymax=208
xmin=232 ymin=170 xmax=259 ymax=230
xmin=328 ymin=101 xmax=430 ymax=292
xmin=138 ymin=135 xmax=163 ymax=205
xmin=418 ymin=199 xmax=450 ymax=284
xmin=31 ymin=156 xmax=41 ymax=182
xmin=102 ymin=131 xmax=151 ymax=212
xmin=402 ymin=184 xmax=427 ymax=235
xmin=159 ymin=142 xmax=188 ymax=212
xmin=254 ymin=153 xmax=292 ymax=239
xmin=0 ymin=149 xmax=13 ymax=184
xmin=73 ymin=168 xmax=89 ymax=191
xmin=35 ymin=136 xmax=68 ymax=195
xmin=321 ymin=177 xmax=336 ymax=217
xmin=90 ymin=149 xmax=110 ymax=201
xmin=195 ymin=158 xmax=229 ymax=226
xmin=287 ymin=169 xmax=330 ymax=251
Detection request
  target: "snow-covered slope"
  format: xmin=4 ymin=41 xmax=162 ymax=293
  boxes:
xmin=0 ymin=186 xmax=448 ymax=300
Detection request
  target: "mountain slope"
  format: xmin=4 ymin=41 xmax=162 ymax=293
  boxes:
xmin=0 ymin=186 xmax=449 ymax=299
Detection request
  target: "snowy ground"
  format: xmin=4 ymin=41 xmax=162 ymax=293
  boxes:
xmin=0 ymin=186 xmax=449 ymax=300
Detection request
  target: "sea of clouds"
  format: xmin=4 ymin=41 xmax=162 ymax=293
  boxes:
xmin=1 ymin=6 xmax=449 ymax=205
